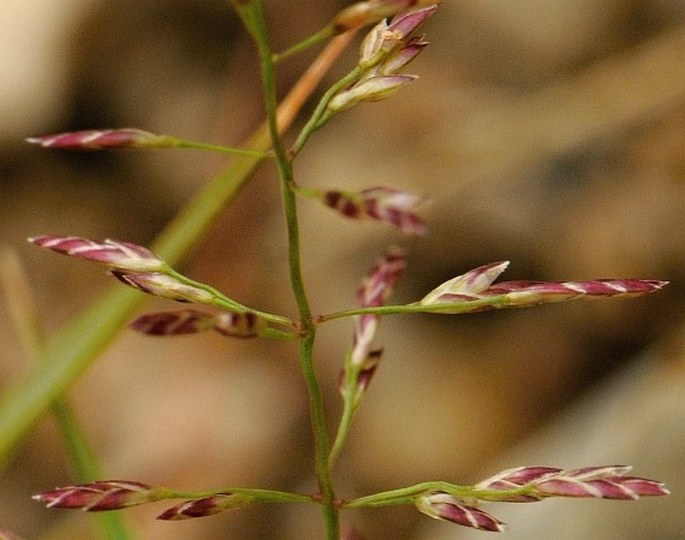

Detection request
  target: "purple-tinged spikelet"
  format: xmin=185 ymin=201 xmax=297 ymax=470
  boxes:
xmin=415 ymin=491 xmax=506 ymax=532
xmin=329 ymin=6 xmax=435 ymax=111
xmin=131 ymin=309 xmax=217 ymax=335
xmin=26 ymin=129 xmax=175 ymax=151
xmin=329 ymin=75 xmax=417 ymax=112
xmin=28 ymin=236 xmax=165 ymax=272
xmin=157 ymin=493 xmax=247 ymax=520
xmin=420 ymin=262 xmax=667 ymax=312
xmin=33 ymin=480 xmax=164 ymax=511
xmin=487 ymin=279 xmax=668 ymax=306
xmin=473 ymin=466 xmax=560 ymax=502
xmin=414 ymin=466 xmax=667 ymax=532
xmin=321 ymin=186 xmax=427 ymax=234
xmin=532 ymin=466 xmax=670 ymax=500
xmin=475 ymin=465 xmax=669 ymax=502
xmin=420 ymin=261 xmax=509 ymax=304
xmin=361 ymin=186 xmax=427 ymax=234
xmin=110 ymin=271 xmax=214 ymax=304
xmin=131 ymin=309 xmax=265 ymax=338
xmin=338 ymin=250 xmax=404 ymax=407
xmin=352 ymin=248 xmax=405 ymax=365
xmin=214 ymin=311 xmax=266 ymax=338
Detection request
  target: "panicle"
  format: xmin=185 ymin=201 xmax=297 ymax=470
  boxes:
xmin=26 ymin=128 xmax=176 ymax=151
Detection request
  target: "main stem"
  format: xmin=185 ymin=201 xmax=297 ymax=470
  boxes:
xmin=238 ymin=2 xmax=338 ymax=537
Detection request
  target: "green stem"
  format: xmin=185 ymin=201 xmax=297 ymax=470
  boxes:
xmin=317 ymin=296 xmax=511 ymax=323
xmin=165 ymin=267 xmax=295 ymax=328
xmin=167 ymin=487 xmax=313 ymax=504
xmin=234 ymin=2 xmax=339 ymax=537
xmin=175 ymin=138 xmax=273 ymax=159
xmin=328 ymin=385 xmax=355 ymax=467
xmin=328 ymin=351 xmax=359 ymax=467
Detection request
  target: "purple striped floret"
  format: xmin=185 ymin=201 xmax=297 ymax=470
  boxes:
xmin=27 ymin=128 xmax=174 ymax=151
xmin=33 ymin=480 xmax=159 ymax=511
xmin=157 ymin=494 xmax=239 ymax=520
xmin=29 ymin=235 xmax=165 ymax=272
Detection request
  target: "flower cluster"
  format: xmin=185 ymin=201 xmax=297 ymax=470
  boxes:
xmin=32 ymin=481 xmax=252 ymax=520
xmin=28 ymin=235 xmax=273 ymax=338
xmin=419 ymin=261 xmax=667 ymax=313
xmin=415 ymin=465 xmax=670 ymax=532
xmin=329 ymin=6 xmax=435 ymax=112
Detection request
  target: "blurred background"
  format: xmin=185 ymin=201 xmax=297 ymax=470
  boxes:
xmin=1 ymin=1 xmax=684 ymax=538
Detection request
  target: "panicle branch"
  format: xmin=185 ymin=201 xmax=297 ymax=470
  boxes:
xmin=29 ymin=235 xmax=252 ymax=312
